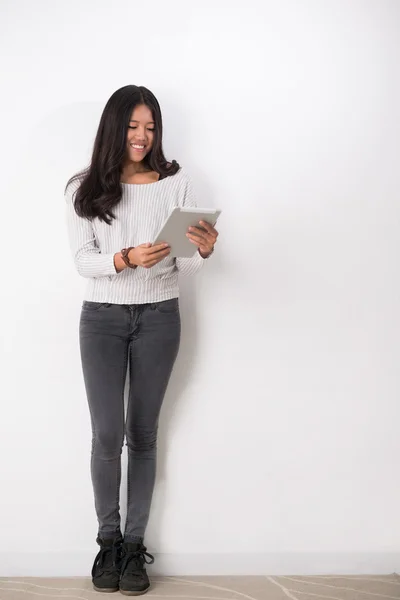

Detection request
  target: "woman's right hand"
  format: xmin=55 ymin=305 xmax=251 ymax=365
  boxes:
xmin=128 ymin=243 xmax=171 ymax=269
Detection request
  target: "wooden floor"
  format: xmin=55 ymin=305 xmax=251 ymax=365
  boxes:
xmin=0 ymin=574 xmax=399 ymax=600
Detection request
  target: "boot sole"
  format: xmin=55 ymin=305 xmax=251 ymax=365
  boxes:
xmin=120 ymin=585 xmax=150 ymax=596
xmin=93 ymin=585 xmax=119 ymax=593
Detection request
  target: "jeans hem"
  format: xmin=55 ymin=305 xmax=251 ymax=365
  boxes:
xmin=98 ymin=528 xmax=122 ymax=540
xmin=123 ymin=534 xmax=144 ymax=543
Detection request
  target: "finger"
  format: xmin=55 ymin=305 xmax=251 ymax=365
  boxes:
xmin=187 ymin=232 xmax=213 ymax=248
xmin=145 ymin=256 xmax=167 ymax=268
xmin=186 ymin=233 xmax=206 ymax=246
xmin=144 ymin=243 xmax=170 ymax=256
xmin=144 ymin=259 xmax=159 ymax=268
xmin=188 ymin=225 xmax=208 ymax=235
xmin=199 ymin=221 xmax=218 ymax=237
xmin=186 ymin=236 xmax=202 ymax=248
xmin=187 ymin=228 xmax=209 ymax=241
xmin=143 ymin=249 xmax=170 ymax=266
xmin=188 ymin=226 xmax=216 ymax=243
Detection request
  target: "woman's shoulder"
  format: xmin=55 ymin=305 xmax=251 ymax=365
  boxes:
xmin=157 ymin=166 xmax=192 ymax=194
xmin=170 ymin=166 xmax=193 ymax=187
xmin=65 ymin=177 xmax=81 ymax=193
xmin=64 ymin=171 xmax=86 ymax=202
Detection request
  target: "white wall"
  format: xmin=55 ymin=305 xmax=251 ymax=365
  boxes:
xmin=1 ymin=0 xmax=399 ymax=576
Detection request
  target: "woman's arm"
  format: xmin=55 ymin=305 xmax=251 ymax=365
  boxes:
xmin=65 ymin=183 xmax=122 ymax=278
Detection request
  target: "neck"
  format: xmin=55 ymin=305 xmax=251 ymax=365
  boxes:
xmin=121 ymin=161 xmax=151 ymax=178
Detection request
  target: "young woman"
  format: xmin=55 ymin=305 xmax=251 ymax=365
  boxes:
xmin=65 ymin=85 xmax=218 ymax=596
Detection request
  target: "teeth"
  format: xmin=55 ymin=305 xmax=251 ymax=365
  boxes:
xmin=131 ymin=144 xmax=145 ymax=149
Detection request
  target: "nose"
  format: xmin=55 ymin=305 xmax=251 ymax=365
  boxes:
xmin=134 ymin=128 xmax=146 ymax=141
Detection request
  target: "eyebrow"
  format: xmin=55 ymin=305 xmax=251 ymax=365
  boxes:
xmin=129 ymin=119 xmax=155 ymax=124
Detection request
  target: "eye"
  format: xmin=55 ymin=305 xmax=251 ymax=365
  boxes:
xmin=128 ymin=126 xmax=155 ymax=131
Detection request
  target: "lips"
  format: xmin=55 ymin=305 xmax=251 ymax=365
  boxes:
xmin=130 ymin=143 xmax=145 ymax=152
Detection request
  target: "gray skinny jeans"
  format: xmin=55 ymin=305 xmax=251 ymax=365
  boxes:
xmin=79 ymin=298 xmax=181 ymax=542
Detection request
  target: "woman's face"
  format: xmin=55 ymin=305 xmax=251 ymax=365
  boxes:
xmin=126 ymin=104 xmax=155 ymax=164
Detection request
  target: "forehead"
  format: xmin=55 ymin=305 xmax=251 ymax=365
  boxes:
xmin=130 ymin=104 xmax=154 ymax=122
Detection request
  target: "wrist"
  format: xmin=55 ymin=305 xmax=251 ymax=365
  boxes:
xmin=114 ymin=252 xmax=127 ymax=273
xmin=199 ymin=247 xmax=214 ymax=259
xmin=121 ymin=247 xmax=137 ymax=269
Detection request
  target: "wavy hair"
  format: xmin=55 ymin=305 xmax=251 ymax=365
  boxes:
xmin=66 ymin=85 xmax=180 ymax=224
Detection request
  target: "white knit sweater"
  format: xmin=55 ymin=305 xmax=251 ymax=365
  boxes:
xmin=65 ymin=168 xmax=205 ymax=304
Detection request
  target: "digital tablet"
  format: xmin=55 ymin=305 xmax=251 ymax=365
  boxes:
xmin=153 ymin=207 xmax=222 ymax=258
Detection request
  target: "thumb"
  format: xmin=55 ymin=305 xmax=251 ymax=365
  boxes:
xmin=138 ymin=243 xmax=152 ymax=248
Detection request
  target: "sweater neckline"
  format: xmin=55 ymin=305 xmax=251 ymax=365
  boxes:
xmin=120 ymin=168 xmax=183 ymax=188
xmin=120 ymin=179 xmax=163 ymax=188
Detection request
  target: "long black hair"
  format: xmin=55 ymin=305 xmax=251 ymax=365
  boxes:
xmin=66 ymin=85 xmax=180 ymax=224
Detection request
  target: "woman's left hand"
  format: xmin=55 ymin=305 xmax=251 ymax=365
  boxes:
xmin=187 ymin=220 xmax=219 ymax=259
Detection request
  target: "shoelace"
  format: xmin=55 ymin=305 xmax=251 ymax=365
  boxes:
xmin=120 ymin=546 xmax=155 ymax=576
xmin=91 ymin=544 xmax=121 ymax=577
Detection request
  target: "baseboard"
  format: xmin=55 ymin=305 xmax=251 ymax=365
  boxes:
xmin=0 ymin=552 xmax=399 ymax=577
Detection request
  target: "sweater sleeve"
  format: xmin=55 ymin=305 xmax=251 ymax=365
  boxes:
xmin=65 ymin=181 xmax=117 ymax=279
xmin=175 ymin=172 xmax=207 ymax=276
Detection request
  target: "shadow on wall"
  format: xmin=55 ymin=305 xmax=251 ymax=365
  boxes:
xmin=119 ymin=275 xmax=199 ymax=540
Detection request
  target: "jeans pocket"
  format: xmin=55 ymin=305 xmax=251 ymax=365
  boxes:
xmin=82 ymin=301 xmax=106 ymax=312
xmin=152 ymin=298 xmax=179 ymax=314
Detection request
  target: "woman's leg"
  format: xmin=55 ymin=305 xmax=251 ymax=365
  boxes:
xmin=124 ymin=299 xmax=181 ymax=542
xmin=79 ymin=302 xmax=130 ymax=539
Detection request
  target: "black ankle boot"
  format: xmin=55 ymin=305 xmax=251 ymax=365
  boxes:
xmin=92 ymin=533 xmax=123 ymax=593
xmin=119 ymin=542 xmax=155 ymax=596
